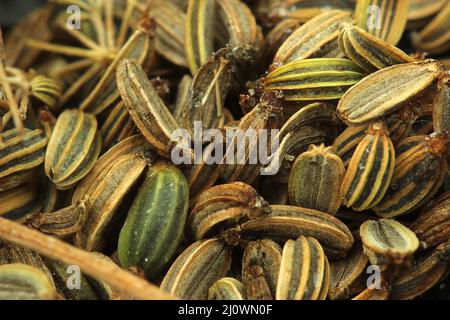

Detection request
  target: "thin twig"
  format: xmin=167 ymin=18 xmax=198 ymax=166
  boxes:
xmin=0 ymin=217 xmax=177 ymax=300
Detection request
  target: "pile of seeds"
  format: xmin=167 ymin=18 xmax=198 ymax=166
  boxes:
xmin=0 ymin=0 xmax=449 ymax=300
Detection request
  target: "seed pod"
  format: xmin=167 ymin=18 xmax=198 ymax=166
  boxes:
xmin=411 ymin=1 xmax=450 ymax=55
xmin=338 ymin=23 xmax=414 ymax=73
xmin=242 ymin=239 xmax=281 ymax=300
xmin=432 ymin=80 xmax=450 ymax=135
xmin=216 ymin=0 xmax=262 ymax=66
xmin=337 ymin=60 xmax=444 ymax=125
xmin=410 ymin=191 xmax=450 ymax=248
xmin=374 ymin=133 xmax=448 ymax=218
xmin=45 ymin=109 xmax=101 ymax=190
xmin=341 ymin=122 xmax=395 ymax=211
xmin=150 ymin=0 xmax=187 ymax=67
xmin=355 ymin=0 xmax=410 ymax=45
xmin=241 ymin=205 xmax=354 ymax=259
xmin=80 ymin=19 xmax=154 ymax=115
xmin=360 ymin=219 xmax=420 ymax=268
xmin=208 ymin=277 xmax=245 ymax=300
xmin=262 ymin=19 xmax=303 ymax=67
xmin=188 ymin=182 xmax=270 ymax=244
xmin=329 ymin=244 xmax=369 ymax=300
xmin=160 ymin=239 xmax=232 ymax=299
xmin=0 ymin=263 xmax=57 ymax=300
xmin=0 ymin=128 xmax=48 ymax=192
xmin=390 ymin=239 xmax=450 ymax=300
xmin=185 ymin=0 xmax=216 ymax=74
xmin=75 ymin=152 xmax=149 ymax=251
xmin=273 ymin=10 xmax=351 ymax=65
xmin=44 ymin=258 xmax=108 ymax=300
xmin=30 ymin=75 xmax=62 ymax=110
xmin=276 ymin=236 xmax=330 ymax=300
xmin=264 ymin=58 xmax=365 ymax=102
xmin=0 ymin=184 xmax=42 ymax=222
xmin=116 ymin=59 xmax=185 ymax=158
xmin=289 ymin=144 xmax=345 ymax=215
xmin=100 ymin=101 xmax=135 ymax=151
xmin=118 ymin=163 xmax=189 ymax=279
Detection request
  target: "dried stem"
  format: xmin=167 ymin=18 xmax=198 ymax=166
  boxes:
xmin=0 ymin=217 xmax=177 ymax=300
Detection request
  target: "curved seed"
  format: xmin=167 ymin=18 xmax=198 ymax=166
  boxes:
xmin=160 ymin=238 xmax=232 ymax=299
xmin=339 ymin=23 xmax=414 ymax=73
xmin=208 ymin=277 xmax=245 ymax=300
xmin=360 ymin=219 xmax=420 ymax=267
xmin=241 ymin=205 xmax=354 ymax=259
xmin=337 ymin=60 xmax=444 ymax=125
xmin=341 ymin=122 xmax=395 ymax=211
xmin=276 ymin=236 xmax=330 ymax=300
xmin=100 ymin=101 xmax=135 ymax=151
xmin=30 ymin=75 xmax=62 ymax=110
xmin=274 ymin=10 xmax=351 ymax=65
xmin=0 ymin=263 xmax=57 ymax=300
xmin=0 ymin=184 xmax=42 ymax=222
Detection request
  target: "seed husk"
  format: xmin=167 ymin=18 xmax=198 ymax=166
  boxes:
xmin=242 ymin=239 xmax=282 ymax=300
xmin=276 ymin=236 xmax=330 ymax=300
xmin=288 ymin=144 xmax=346 ymax=215
xmin=208 ymin=277 xmax=245 ymax=300
xmin=337 ymin=60 xmax=444 ymax=125
xmin=360 ymin=219 xmax=420 ymax=268
xmin=160 ymin=238 xmax=232 ymax=299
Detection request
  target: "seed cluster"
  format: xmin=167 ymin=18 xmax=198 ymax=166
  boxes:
xmin=0 ymin=0 xmax=449 ymax=300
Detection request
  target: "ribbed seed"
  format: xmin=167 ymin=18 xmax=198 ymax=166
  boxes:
xmin=360 ymin=219 xmax=420 ymax=267
xmin=160 ymin=238 xmax=232 ymax=299
xmin=150 ymin=0 xmax=187 ymax=67
xmin=407 ymin=0 xmax=447 ymax=30
xmin=100 ymin=101 xmax=135 ymax=151
xmin=411 ymin=1 xmax=450 ymax=55
xmin=0 ymin=263 xmax=57 ymax=300
xmin=75 ymin=152 xmax=149 ymax=251
xmin=0 ymin=128 xmax=48 ymax=192
xmin=80 ymin=19 xmax=154 ymax=115
xmin=337 ymin=60 xmax=444 ymax=125
xmin=30 ymin=75 xmax=62 ymax=110
xmin=173 ymin=75 xmax=192 ymax=122
xmin=45 ymin=109 xmax=101 ymax=190
xmin=288 ymin=144 xmax=345 ymax=215
xmin=410 ymin=191 xmax=450 ymax=248
xmin=341 ymin=122 xmax=395 ymax=211
xmin=241 ymin=205 xmax=354 ymax=259
xmin=355 ymin=0 xmax=411 ymax=45
xmin=118 ymin=163 xmax=189 ymax=279
xmin=333 ymin=124 xmax=368 ymax=167
xmin=0 ymin=184 xmax=42 ymax=222
xmin=339 ymin=23 xmax=414 ymax=73
xmin=242 ymin=239 xmax=281 ymax=300
xmin=216 ymin=0 xmax=262 ymax=66
xmin=264 ymin=58 xmax=365 ymax=101
xmin=276 ymin=236 xmax=330 ymax=300
xmin=208 ymin=277 xmax=245 ymax=300
xmin=432 ymin=80 xmax=450 ymax=135
xmin=185 ymin=0 xmax=216 ymax=75
xmin=329 ymin=244 xmax=368 ymax=300
xmin=116 ymin=59 xmax=185 ymax=158
xmin=181 ymin=49 xmax=234 ymax=136
xmin=390 ymin=239 xmax=450 ymax=300
xmin=188 ymin=182 xmax=270 ymax=243
xmin=267 ymin=0 xmax=355 ymax=24
xmin=273 ymin=10 xmax=352 ymax=65
xmin=262 ymin=19 xmax=303 ymax=67
xmin=373 ymin=133 xmax=448 ymax=217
